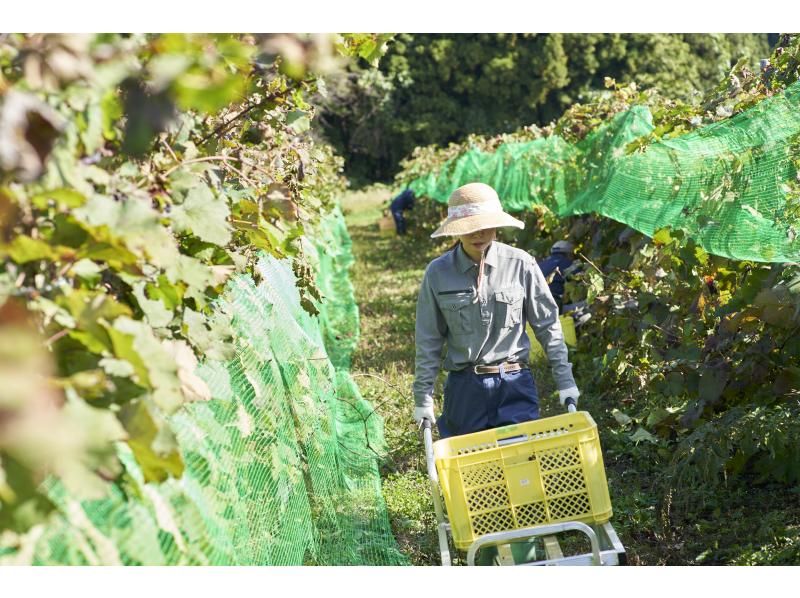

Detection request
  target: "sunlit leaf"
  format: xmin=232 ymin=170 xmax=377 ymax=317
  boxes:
xmin=118 ymin=400 xmax=184 ymax=483
xmin=4 ymin=236 xmax=56 ymax=263
xmin=170 ymin=184 xmax=232 ymax=246
xmin=132 ymin=282 xmax=174 ymax=329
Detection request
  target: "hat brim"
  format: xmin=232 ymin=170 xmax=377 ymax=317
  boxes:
xmin=430 ymin=212 xmax=524 ymax=238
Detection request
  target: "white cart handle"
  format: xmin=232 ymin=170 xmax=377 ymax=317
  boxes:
xmin=421 ymin=418 xmax=438 ymax=483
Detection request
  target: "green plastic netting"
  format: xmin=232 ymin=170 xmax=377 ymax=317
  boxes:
xmin=0 ymin=206 xmax=407 ymax=566
xmin=410 ymin=80 xmax=800 ymax=263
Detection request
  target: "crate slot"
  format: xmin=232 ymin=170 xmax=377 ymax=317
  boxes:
xmin=547 ymin=493 xmax=592 ymax=520
xmin=466 ymin=484 xmax=509 ymax=512
xmin=543 ymin=468 xmax=587 ymax=496
xmin=537 ymin=445 xmax=582 ymax=471
xmin=461 ymin=461 xmax=505 ymax=487
xmin=513 ymin=501 xmax=548 ymax=527
xmin=471 ymin=508 xmax=514 ymax=536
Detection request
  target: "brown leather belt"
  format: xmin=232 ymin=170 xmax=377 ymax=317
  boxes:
xmin=472 ymin=362 xmax=527 ymax=375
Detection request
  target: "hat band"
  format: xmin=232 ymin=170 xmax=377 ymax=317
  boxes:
xmin=447 ymin=201 xmax=502 ymax=219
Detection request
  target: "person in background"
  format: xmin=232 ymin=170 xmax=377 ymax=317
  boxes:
xmin=389 ymin=187 xmax=415 ymax=235
xmin=412 ymin=182 xmax=579 ymax=438
xmin=537 ymin=240 xmax=575 ymax=314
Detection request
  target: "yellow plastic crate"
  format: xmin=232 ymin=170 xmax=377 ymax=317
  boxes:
xmin=433 ymin=412 xmax=613 ymax=550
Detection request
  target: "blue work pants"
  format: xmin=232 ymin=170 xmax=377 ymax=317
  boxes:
xmin=438 ymin=367 xmax=539 ymax=439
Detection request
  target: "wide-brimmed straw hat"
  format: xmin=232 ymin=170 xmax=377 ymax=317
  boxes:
xmin=430 ymin=182 xmax=524 ymax=238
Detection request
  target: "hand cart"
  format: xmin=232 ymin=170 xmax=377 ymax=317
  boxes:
xmin=421 ymin=399 xmax=626 ymax=566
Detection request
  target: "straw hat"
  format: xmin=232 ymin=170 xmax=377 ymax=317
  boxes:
xmin=430 ymin=182 xmax=524 ymax=238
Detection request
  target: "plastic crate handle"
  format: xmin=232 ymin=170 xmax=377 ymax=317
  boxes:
xmin=496 ymin=433 xmax=529 ymax=447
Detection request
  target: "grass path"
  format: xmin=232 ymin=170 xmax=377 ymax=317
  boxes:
xmin=341 ymin=189 xmax=441 ymax=564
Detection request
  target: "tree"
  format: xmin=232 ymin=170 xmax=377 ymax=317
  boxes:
xmin=318 ymin=33 xmax=772 ymax=184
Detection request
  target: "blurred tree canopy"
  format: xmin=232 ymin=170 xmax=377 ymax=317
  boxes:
xmin=317 ymin=33 xmax=773 ymax=184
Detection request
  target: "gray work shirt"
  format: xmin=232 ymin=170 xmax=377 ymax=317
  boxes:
xmin=413 ymin=241 xmax=576 ymax=408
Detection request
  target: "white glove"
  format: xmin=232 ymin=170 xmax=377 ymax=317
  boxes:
xmin=414 ymin=405 xmax=436 ymax=425
xmin=558 ymin=386 xmax=580 ymax=407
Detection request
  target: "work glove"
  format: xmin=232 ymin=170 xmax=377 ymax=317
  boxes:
xmin=414 ymin=405 xmax=436 ymax=425
xmin=558 ymin=386 xmax=580 ymax=407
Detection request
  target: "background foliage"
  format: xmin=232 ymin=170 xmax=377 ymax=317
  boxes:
xmin=319 ymin=33 xmax=774 ymax=183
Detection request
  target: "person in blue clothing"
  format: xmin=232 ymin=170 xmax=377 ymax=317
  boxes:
xmin=389 ymin=187 xmax=415 ymax=235
xmin=537 ymin=240 xmax=575 ymax=314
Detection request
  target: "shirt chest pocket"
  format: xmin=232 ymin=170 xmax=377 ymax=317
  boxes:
xmin=494 ymin=287 xmax=524 ymax=328
xmin=439 ymin=294 xmax=475 ymax=336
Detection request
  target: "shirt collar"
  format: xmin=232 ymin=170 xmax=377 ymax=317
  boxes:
xmin=455 ymin=241 xmax=498 ymax=272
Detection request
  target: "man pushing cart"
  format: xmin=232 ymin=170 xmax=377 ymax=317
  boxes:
xmin=412 ymin=183 xmax=625 ymax=565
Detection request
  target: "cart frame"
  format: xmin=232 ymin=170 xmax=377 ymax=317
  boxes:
xmin=421 ymin=401 xmax=627 ymax=566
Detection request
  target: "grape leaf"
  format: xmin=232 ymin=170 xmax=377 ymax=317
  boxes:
xmin=4 ymin=236 xmax=56 ymax=263
xmin=118 ymin=400 xmax=184 ymax=483
xmin=111 ymin=317 xmax=183 ymax=414
xmin=170 ymin=184 xmax=232 ymax=246
xmin=133 ymin=282 xmax=174 ymax=329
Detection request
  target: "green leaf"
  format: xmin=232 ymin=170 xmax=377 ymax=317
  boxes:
xmin=183 ymin=306 xmax=235 ymax=361
xmin=75 ymin=193 xmax=180 ymax=268
xmin=118 ymin=400 xmax=184 ymax=483
xmin=173 ymin=70 xmax=247 ymax=114
xmin=110 ymin=317 xmax=183 ymax=413
xmin=50 ymin=214 xmax=89 ymax=248
xmin=57 ymin=369 xmax=110 ymax=401
xmin=132 ymin=282 xmax=174 ymax=329
xmin=147 ymin=54 xmax=192 ymax=91
xmin=630 ymin=427 xmax=659 ymax=444
xmin=646 ymin=407 xmax=672 ymax=427
xmin=69 ymin=259 xmax=103 ymax=286
xmin=664 ymin=371 xmax=685 ymax=397
xmin=612 ymin=408 xmax=633 ymax=426
xmin=28 ymin=296 xmax=77 ymax=329
xmin=165 ymin=255 xmax=216 ymax=307
xmin=286 ymin=110 xmax=311 ymax=133
xmin=99 ymin=357 xmax=136 ymax=378
xmin=105 ymin=322 xmax=152 ymax=388
xmin=79 ymin=240 xmax=140 ymax=269
xmin=698 ymin=366 xmax=729 ymax=404
xmin=57 ymin=289 xmax=131 ymax=352
xmin=653 ymin=228 xmax=673 ymax=246
xmin=0 ymin=455 xmax=57 ymax=533
xmin=163 ymin=339 xmax=211 ymax=402
xmin=4 ymin=236 xmax=56 ymax=263
xmin=170 ymin=184 xmax=232 ymax=246
xmin=31 ymin=188 xmax=87 ymax=210
xmin=81 ymin=99 xmax=105 ymax=155
xmin=100 ymin=89 xmax=123 ymax=140
xmin=147 ymin=275 xmax=183 ymax=310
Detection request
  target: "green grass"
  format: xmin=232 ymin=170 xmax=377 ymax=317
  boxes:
xmin=342 ymin=189 xmax=443 ymax=564
xmin=340 ymin=184 xmax=396 ymax=227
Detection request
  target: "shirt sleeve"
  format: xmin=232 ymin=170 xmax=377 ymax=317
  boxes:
xmin=413 ymin=265 xmax=447 ymax=408
xmin=524 ymin=258 xmax=577 ymax=391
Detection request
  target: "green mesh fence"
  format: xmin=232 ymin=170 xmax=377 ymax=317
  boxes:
xmin=1 ymin=206 xmax=406 ymax=566
xmin=410 ymin=81 xmax=800 ymax=263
